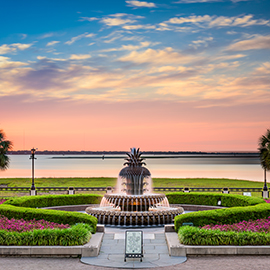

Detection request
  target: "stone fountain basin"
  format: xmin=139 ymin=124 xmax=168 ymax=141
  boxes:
xmin=86 ymin=192 xmax=184 ymax=226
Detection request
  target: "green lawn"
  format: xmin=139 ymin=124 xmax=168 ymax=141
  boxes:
xmin=153 ymin=178 xmax=263 ymax=188
xmin=0 ymin=177 xmax=117 ymax=188
xmin=0 ymin=177 xmax=264 ymax=188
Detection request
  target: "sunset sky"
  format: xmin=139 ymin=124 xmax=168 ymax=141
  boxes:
xmin=0 ymin=0 xmax=269 ymax=152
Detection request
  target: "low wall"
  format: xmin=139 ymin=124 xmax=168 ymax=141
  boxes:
xmin=170 ymin=204 xmax=225 ymax=211
xmin=43 ymin=204 xmax=100 ymax=211
xmin=43 ymin=204 xmax=224 ymax=212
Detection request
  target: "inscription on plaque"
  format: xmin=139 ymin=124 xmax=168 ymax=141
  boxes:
xmin=124 ymin=230 xmax=143 ymax=262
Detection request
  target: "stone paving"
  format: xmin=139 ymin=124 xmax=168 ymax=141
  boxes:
xmin=1 ymin=256 xmax=270 ymax=270
xmin=1 ymin=226 xmax=270 ymax=269
xmin=81 ymin=226 xmax=186 ymax=268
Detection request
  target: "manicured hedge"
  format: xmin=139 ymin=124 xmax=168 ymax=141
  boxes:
xmin=174 ymin=203 xmax=270 ymax=232
xmin=178 ymin=226 xmax=270 ymax=246
xmin=166 ymin=192 xmax=265 ymax=207
xmin=4 ymin=194 xmax=102 ymax=208
xmin=0 ymin=223 xmax=92 ymax=246
xmin=0 ymin=203 xmax=98 ymax=233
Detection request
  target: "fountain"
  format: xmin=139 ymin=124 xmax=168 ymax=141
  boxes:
xmin=85 ymin=148 xmax=184 ymax=226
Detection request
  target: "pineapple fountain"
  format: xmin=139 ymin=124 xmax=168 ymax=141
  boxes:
xmin=85 ymin=148 xmax=184 ymax=226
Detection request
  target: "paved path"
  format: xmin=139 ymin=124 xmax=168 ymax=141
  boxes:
xmin=81 ymin=227 xmax=186 ymax=268
xmin=1 ymin=256 xmax=270 ymax=270
xmin=1 ymin=226 xmax=270 ymax=269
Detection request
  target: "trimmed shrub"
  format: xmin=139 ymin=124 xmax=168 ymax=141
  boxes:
xmin=1 ymin=194 xmax=102 ymax=234
xmin=166 ymin=192 xmax=265 ymax=207
xmin=178 ymin=226 xmax=270 ymax=246
xmin=0 ymin=204 xmax=97 ymax=233
xmin=0 ymin=223 xmax=92 ymax=246
xmin=4 ymin=194 xmax=102 ymax=208
xmin=174 ymin=203 xmax=270 ymax=232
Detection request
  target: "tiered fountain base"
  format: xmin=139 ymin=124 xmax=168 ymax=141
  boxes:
xmin=85 ymin=193 xmax=184 ymax=226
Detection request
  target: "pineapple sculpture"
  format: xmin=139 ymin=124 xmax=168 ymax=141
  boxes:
xmin=119 ymin=148 xmax=151 ymax=195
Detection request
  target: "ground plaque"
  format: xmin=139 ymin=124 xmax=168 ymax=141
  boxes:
xmin=124 ymin=230 xmax=143 ymax=262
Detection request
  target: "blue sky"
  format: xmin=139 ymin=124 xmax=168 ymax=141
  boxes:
xmin=0 ymin=0 xmax=270 ymax=151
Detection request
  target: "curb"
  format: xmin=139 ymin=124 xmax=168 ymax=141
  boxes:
xmin=0 ymin=232 xmax=104 ymax=257
xmin=165 ymin=231 xmax=270 ymax=256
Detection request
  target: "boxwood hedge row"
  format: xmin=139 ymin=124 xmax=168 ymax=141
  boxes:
xmin=0 ymin=223 xmax=92 ymax=246
xmin=3 ymin=194 xmax=102 ymax=208
xmin=178 ymin=226 xmax=270 ymax=246
xmin=166 ymin=192 xmax=265 ymax=207
xmin=0 ymin=194 xmax=102 ymax=233
xmin=171 ymin=192 xmax=270 ymax=232
xmin=0 ymin=204 xmax=98 ymax=233
xmin=175 ymin=203 xmax=270 ymax=231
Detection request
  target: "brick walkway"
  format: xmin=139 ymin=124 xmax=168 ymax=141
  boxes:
xmin=1 ymin=256 xmax=270 ymax=270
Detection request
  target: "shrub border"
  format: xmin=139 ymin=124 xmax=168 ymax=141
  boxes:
xmin=0 ymin=223 xmax=92 ymax=246
xmin=0 ymin=194 xmax=103 ymax=233
xmin=169 ymin=192 xmax=270 ymax=232
xmin=166 ymin=192 xmax=265 ymax=207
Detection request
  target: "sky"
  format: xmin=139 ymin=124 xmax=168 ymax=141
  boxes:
xmin=0 ymin=0 xmax=269 ymax=152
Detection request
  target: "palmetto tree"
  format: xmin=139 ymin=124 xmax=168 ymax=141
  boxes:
xmin=258 ymin=129 xmax=270 ymax=191
xmin=0 ymin=129 xmax=13 ymax=170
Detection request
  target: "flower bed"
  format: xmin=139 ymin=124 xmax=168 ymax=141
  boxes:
xmin=201 ymin=216 xmax=270 ymax=233
xmin=178 ymin=225 xmax=270 ymax=246
xmin=0 ymin=204 xmax=97 ymax=231
xmin=0 ymin=199 xmax=6 ymax=205
xmin=0 ymin=223 xmax=92 ymax=246
xmin=0 ymin=215 xmax=69 ymax=232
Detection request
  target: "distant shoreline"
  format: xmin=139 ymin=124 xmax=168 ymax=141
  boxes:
xmin=8 ymin=150 xmax=259 ymax=157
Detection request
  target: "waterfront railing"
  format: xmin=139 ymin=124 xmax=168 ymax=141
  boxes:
xmin=0 ymin=186 xmax=263 ymax=193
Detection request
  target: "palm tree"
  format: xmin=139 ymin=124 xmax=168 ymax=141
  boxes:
xmin=258 ymin=129 xmax=270 ymax=191
xmin=0 ymin=129 xmax=13 ymax=170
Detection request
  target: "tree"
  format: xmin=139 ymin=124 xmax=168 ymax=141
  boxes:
xmin=0 ymin=129 xmax=13 ymax=170
xmin=258 ymin=129 xmax=270 ymax=191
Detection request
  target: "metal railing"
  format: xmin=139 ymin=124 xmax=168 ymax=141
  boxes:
xmin=0 ymin=186 xmax=264 ymax=193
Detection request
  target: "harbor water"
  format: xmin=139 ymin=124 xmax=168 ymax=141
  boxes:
xmin=0 ymin=154 xmax=266 ymax=182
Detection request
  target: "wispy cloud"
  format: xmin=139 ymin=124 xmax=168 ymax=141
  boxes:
xmin=189 ymin=36 xmax=213 ymax=49
xmin=101 ymin=41 xmax=156 ymax=52
xmin=0 ymin=43 xmax=32 ymax=54
xmin=163 ymin=14 xmax=270 ymax=29
xmin=122 ymin=24 xmax=156 ymax=30
xmin=174 ymin=0 xmax=250 ymax=3
xmin=0 ymin=56 xmax=28 ymax=69
xmin=79 ymin=17 xmax=99 ymax=22
xmin=227 ymin=35 xmax=270 ymax=51
xmin=20 ymin=34 xmax=27 ymax=40
xmin=253 ymin=62 xmax=270 ymax=75
xmin=46 ymin=41 xmax=60 ymax=46
xmin=70 ymin=54 xmax=91 ymax=60
xmin=39 ymin=33 xmax=54 ymax=39
xmin=118 ymin=47 xmax=196 ymax=65
xmin=102 ymin=17 xmax=135 ymax=26
xmin=65 ymin=32 xmax=95 ymax=45
xmin=37 ymin=56 xmax=67 ymax=61
xmin=100 ymin=13 xmax=144 ymax=27
xmin=126 ymin=1 xmax=156 ymax=8
xmin=1 ymin=50 xmax=269 ymax=108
